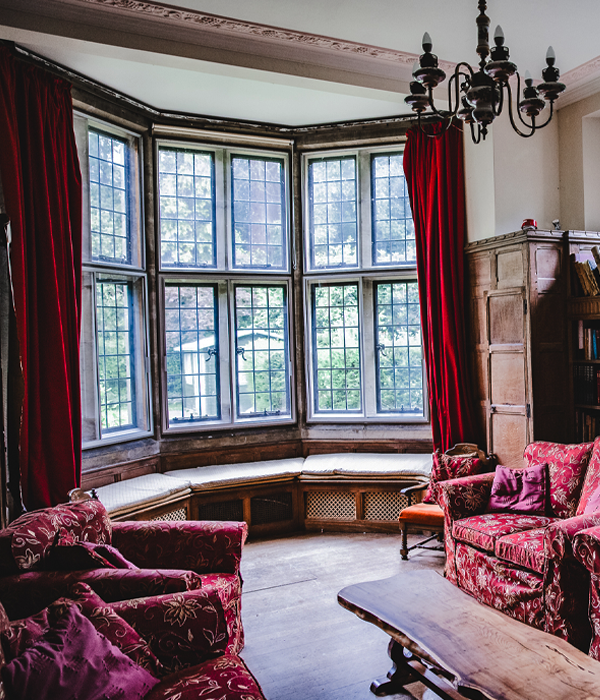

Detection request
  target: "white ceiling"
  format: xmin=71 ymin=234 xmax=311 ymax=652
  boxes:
xmin=1 ymin=0 xmax=599 ymax=126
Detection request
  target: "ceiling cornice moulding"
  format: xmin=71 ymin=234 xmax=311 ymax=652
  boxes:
xmin=74 ymin=0 xmax=439 ymax=68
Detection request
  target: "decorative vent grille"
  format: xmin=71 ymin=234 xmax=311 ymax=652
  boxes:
xmin=150 ymin=507 xmax=187 ymax=522
xmin=364 ymin=492 xmax=408 ymax=521
xmin=251 ymin=492 xmax=293 ymax=525
xmin=305 ymin=491 xmax=356 ymax=521
xmin=198 ymin=500 xmax=244 ymax=521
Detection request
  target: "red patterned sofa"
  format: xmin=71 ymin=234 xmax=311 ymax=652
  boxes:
xmin=0 ymin=500 xmax=247 ymax=656
xmin=573 ymin=525 xmax=600 ymax=661
xmin=0 ymin=581 xmax=266 ymax=699
xmin=439 ymin=438 xmax=600 ymax=652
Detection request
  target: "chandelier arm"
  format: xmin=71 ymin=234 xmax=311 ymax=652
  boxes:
xmin=505 ymin=81 xmax=536 ymax=138
xmin=469 ymin=120 xmax=483 ymax=145
xmin=508 ymin=85 xmax=536 ymax=139
xmin=493 ymin=83 xmax=504 ymax=117
xmin=530 ymin=100 xmax=555 ymax=130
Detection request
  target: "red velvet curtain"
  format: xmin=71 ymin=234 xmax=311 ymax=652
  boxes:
xmin=0 ymin=46 xmax=82 ymax=509
xmin=403 ymin=122 xmax=478 ymax=452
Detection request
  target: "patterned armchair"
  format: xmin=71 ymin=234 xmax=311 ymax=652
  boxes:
xmin=438 ymin=438 xmax=600 ymax=652
xmin=0 ymin=500 xmax=247 ymax=655
xmin=0 ymin=581 xmax=266 ymax=700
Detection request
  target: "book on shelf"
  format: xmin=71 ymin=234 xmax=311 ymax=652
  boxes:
xmin=572 ymin=254 xmax=600 ymax=296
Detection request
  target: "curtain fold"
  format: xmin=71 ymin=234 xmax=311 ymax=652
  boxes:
xmin=0 ymin=46 xmax=82 ymax=509
xmin=403 ymin=122 xmax=479 ymax=452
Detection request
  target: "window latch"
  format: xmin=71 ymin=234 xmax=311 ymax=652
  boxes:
xmin=202 ymin=346 xmax=218 ymax=360
xmin=236 ymin=347 xmax=246 ymax=362
xmin=376 ymin=343 xmax=387 ymax=356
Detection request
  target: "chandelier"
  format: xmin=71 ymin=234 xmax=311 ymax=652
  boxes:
xmin=405 ymin=0 xmax=566 ymax=143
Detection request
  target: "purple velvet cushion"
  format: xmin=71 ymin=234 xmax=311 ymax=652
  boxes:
xmin=584 ymin=485 xmax=600 ymax=514
xmin=487 ymin=463 xmax=548 ymax=515
xmin=0 ymin=605 xmax=159 ymax=700
xmin=47 ymin=534 xmax=137 ymax=571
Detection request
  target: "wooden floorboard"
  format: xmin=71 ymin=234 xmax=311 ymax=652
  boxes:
xmin=240 ymin=531 xmax=445 ymax=700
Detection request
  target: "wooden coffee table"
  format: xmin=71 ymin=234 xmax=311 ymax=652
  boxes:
xmin=338 ymin=570 xmax=600 ymax=700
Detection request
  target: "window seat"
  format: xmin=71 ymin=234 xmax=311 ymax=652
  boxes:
xmin=90 ymin=453 xmax=432 ymax=535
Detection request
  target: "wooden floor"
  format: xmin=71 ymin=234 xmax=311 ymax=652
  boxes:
xmin=240 ymin=531 xmax=445 ymax=700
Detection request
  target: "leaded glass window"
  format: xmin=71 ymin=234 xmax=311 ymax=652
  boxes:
xmin=232 ymin=157 xmax=286 ymax=269
xmin=158 ymin=148 xmax=216 ymax=268
xmin=164 ymin=284 xmax=220 ymax=426
xmin=89 ymin=130 xmax=129 ymax=264
xmin=312 ymin=283 xmax=361 ymax=412
xmin=375 ymin=281 xmax=423 ymax=414
xmin=308 ymin=157 xmax=357 ymax=269
xmin=234 ymin=285 xmax=290 ymax=418
xmin=95 ymin=278 xmax=134 ymax=431
xmin=371 ymin=153 xmax=416 ymax=265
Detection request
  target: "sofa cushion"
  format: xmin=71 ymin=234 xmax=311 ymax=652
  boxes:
xmin=1 ymin=605 xmax=159 ymax=700
xmin=422 ymin=450 xmax=480 ymax=504
xmin=0 ymin=500 xmax=112 ymax=576
xmin=523 ymin=441 xmax=594 ymax=519
xmin=93 ymin=474 xmax=192 ymax=518
xmin=487 ymin=463 xmax=548 ymax=515
xmin=1 ymin=583 xmax=163 ymax=677
xmin=145 ymin=653 xmax=265 ymax=700
xmin=577 ymin=437 xmax=600 ymax=515
xmin=453 ymin=513 xmax=557 ymax=554
xmin=301 ymin=452 xmax=432 ymax=479
xmin=495 ymin=528 xmax=548 ymax=574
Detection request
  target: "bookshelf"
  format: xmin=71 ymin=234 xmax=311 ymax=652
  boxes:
xmin=568 ymin=232 xmax=600 ymax=442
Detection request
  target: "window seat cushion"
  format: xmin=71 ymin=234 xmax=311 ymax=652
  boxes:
xmin=93 ymin=474 xmax=192 ymax=518
xmin=165 ymin=458 xmax=305 ymax=491
xmin=300 ymin=452 xmax=432 ymax=479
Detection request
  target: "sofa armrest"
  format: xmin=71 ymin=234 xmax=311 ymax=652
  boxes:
xmin=542 ymin=515 xmax=600 ymax=651
xmin=573 ymin=525 xmax=600 ymax=574
xmin=544 ymin=513 xmax=600 ymax=560
xmin=112 ymin=588 xmax=229 ymax=672
xmin=437 ymin=472 xmax=495 ymax=522
xmin=111 ymin=520 xmax=248 ymax=575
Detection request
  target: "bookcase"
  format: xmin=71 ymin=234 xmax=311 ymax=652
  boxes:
xmin=567 ymin=231 xmax=600 ymax=442
xmin=466 ymin=229 xmax=569 ymax=467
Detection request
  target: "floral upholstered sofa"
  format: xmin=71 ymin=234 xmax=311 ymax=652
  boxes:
xmin=439 ymin=438 xmax=600 ymax=652
xmin=0 ymin=499 xmax=247 ymax=655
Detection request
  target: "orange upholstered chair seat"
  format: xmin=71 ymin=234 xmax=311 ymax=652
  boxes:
xmin=398 ymin=503 xmax=443 ymax=529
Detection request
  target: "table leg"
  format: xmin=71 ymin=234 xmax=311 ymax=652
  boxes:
xmin=370 ymin=639 xmax=417 ymax=697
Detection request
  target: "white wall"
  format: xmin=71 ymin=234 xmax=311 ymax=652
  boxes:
xmin=464 ymin=110 xmax=560 ymax=242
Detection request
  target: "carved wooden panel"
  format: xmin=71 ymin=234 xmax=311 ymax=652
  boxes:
xmin=488 ymin=292 xmax=524 ymax=346
xmin=534 ymin=246 xmax=562 ymax=294
xmin=496 ymin=249 xmax=523 ymax=288
xmin=490 ymin=352 xmax=526 ymax=406
xmin=490 ymin=412 xmax=528 ymax=468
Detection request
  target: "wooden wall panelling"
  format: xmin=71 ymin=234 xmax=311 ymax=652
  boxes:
xmin=160 ymin=439 xmax=303 ymax=472
xmin=301 ymin=439 xmax=432 ymax=456
xmin=81 ymin=455 xmax=160 ymax=490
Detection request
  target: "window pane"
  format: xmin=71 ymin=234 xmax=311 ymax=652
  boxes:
xmin=312 ymin=283 xmax=361 ymax=412
xmin=165 ymin=284 xmax=220 ymax=425
xmin=158 ymin=148 xmax=216 ymax=268
xmin=232 ymin=156 xmax=286 ymax=269
xmin=234 ymin=285 xmax=290 ymax=418
xmin=89 ymin=130 xmax=130 ymax=264
xmin=372 ymin=153 xmax=416 ymax=265
xmin=96 ymin=278 xmax=135 ymax=432
xmin=308 ymin=157 xmax=357 ymax=269
xmin=375 ymin=281 xmax=423 ymax=415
